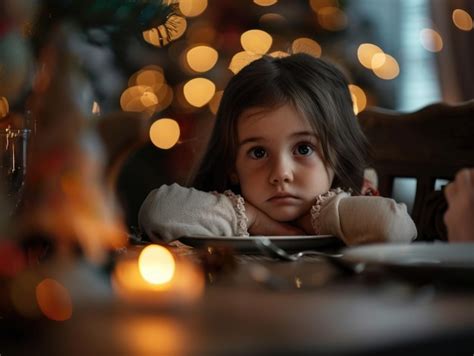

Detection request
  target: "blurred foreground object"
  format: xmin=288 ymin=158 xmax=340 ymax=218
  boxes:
xmin=11 ymin=24 xmax=127 ymax=264
xmin=444 ymin=168 xmax=474 ymax=242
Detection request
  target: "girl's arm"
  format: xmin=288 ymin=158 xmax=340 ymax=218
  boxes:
xmin=297 ymin=191 xmax=417 ymax=245
xmin=139 ymin=183 xmax=301 ymax=243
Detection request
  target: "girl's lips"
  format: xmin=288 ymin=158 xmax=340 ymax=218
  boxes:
xmin=268 ymin=195 xmax=300 ymax=204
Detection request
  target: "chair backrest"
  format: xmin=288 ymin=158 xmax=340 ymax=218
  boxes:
xmin=357 ymin=100 xmax=474 ymax=237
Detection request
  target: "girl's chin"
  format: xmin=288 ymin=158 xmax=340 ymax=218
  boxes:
xmin=265 ymin=209 xmax=303 ymax=223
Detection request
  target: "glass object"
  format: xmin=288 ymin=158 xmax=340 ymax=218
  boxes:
xmin=0 ymin=128 xmax=30 ymax=212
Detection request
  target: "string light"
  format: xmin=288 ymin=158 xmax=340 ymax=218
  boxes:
xmin=240 ymin=29 xmax=273 ymax=55
xmin=419 ymin=28 xmax=443 ymax=52
xmin=183 ymin=78 xmax=216 ymax=107
xmin=150 ymin=118 xmax=181 ymax=150
xmin=292 ymin=38 xmax=322 ymax=58
xmin=186 ymin=45 xmax=219 ymax=72
xmin=452 ymin=9 xmax=473 ymax=31
xmin=180 ymin=0 xmax=208 ymax=17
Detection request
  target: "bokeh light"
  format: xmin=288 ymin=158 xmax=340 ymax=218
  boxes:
xmin=150 ymin=118 xmax=180 ymax=149
xmin=372 ymin=54 xmax=400 ymax=80
xmin=143 ymin=15 xmax=187 ymax=47
xmin=229 ymin=51 xmax=262 ymax=74
xmin=371 ymin=52 xmax=386 ymax=69
xmin=135 ymin=69 xmax=165 ymax=93
xmin=36 ymin=278 xmax=73 ymax=321
xmin=120 ymin=85 xmax=158 ymax=113
xmin=0 ymin=97 xmax=9 ymax=118
xmin=155 ymin=84 xmax=174 ymax=112
xmin=240 ymin=29 xmax=273 ymax=55
xmin=254 ymin=0 xmax=278 ymax=6
xmin=269 ymin=51 xmax=290 ymax=58
xmin=183 ymin=77 xmax=216 ymax=107
xmin=186 ymin=45 xmax=219 ymax=72
xmin=292 ymin=37 xmax=322 ymax=58
xmin=357 ymin=43 xmax=384 ymax=69
xmin=317 ymin=7 xmax=348 ymax=31
xmin=452 ymin=9 xmax=473 ymax=31
xmin=138 ymin=245 xmax=176 ymax=285
xmin=419 ymin=28 xmax=443 ymax=52
xmin=309 ymin=0 xmax=339 ymax=12
xmin=179 ymin=0 xmax=208 ymax=17
xmin=259 ymin=13 xmax=287 ymax=28
xmin=348 ymin=84 xmax=367 ymax=114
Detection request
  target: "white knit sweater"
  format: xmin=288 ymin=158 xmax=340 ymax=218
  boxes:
xmin=138 ymin=183 xmax=417 ymax=245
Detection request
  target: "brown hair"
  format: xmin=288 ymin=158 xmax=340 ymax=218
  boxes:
xmin=192 ymin=53 xmax=369 ymax=195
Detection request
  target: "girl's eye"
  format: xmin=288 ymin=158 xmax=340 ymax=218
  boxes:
xmin=248 ymin=147 xmax=267 ymax=159
xmin=295 ymin=144 xmax=314 ymax=156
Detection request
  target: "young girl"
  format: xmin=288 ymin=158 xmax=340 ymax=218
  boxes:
xmin=139 ymin=53 xmax=417 ymax=245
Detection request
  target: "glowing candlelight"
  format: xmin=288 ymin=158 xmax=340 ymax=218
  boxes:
xmin=112 ymin=245 xmax=204 ymax=305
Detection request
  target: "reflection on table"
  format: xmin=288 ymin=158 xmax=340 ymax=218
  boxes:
xmin=2 ymin=242 xmax=474 ymax=356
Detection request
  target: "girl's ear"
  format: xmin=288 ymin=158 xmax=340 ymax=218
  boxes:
xmin=230 ymin=172 xmax=239 ymax=184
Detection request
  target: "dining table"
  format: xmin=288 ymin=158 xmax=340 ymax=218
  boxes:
xmin=1 ymin=237 xmax=474 ymax=356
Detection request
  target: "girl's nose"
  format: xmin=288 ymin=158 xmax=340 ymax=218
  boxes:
xmin=269 ymin=157 xmax=293 ymax=184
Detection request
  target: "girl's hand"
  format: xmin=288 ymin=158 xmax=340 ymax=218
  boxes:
xmin=444 ymin=168 xmax=474 ymax=242
xmin=245 ymin=202 xmax=304 ymax=236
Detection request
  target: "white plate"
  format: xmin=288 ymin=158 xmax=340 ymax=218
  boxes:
xmin=342 ymin=243 xmax=474 ymax=284
xmin=179 ymin=235 xmax=341 ymax=253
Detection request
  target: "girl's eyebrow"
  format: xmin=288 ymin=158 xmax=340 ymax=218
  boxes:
xmin=238 ymin=131 xmax=318 ymax=146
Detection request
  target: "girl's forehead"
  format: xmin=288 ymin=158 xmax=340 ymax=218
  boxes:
xmin=237 ymin=104 xmax=316 ymax=138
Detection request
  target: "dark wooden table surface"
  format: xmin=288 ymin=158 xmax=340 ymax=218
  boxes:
xmin=2 ymin=246 xmax=474 ymax=355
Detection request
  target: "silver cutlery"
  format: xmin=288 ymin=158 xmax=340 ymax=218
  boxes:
xmin=253 ymin=237 xmax=363 ymax=274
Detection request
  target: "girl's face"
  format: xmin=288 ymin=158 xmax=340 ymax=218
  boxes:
xmin=234 ymin=104 xmax=334 ymax=222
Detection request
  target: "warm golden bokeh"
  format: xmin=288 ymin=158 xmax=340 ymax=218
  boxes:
xmin=0 ymin=96 xmax=9 ymax=118
xmin=155 ymin=84 xmax=174 ymax=112
xmin=259 ymin=13 xmax=287 ymax=27
xmin=292 ymin=37 xmax=322 ymax=58
xmin=229 ymin=51 xmax=262 ymax=74
xmin=371 ymin=52 xmax=386 ymax=69
xmin=143 ymin=15 xmax=187 ymax=47
xmin=120 ymin=86 xmax=158 ymax=113
xmin=186 ymin=45 xmax=219 ymax=72
xmin=254 ymin=0 xmax=278 ymax=6
xmin=269 ymin=50 xmax=290 ymax=58
xmin=372 ymin=54 xmax=400 ymax=80
xmin=150 ymin=118 xmax=180 ymax=149
xmin=183 ymin=77 xmax=216 ymax=107
xmin=240 ymin=29 xmax=273 ymax=55
xmin=357 ymin=43 xmax=384 ymax=69
xmin=179 ymin=0 xmax=208 ymax=17
xmin=35 ymin=278 xmax=73 ymax=321
xmin=452 ymin=9 xmax=473 ymax=31
xmin=317 ymin=7 xmax=348 ymax=31
xmin=309 ymin=0 xmax=338 ymax=12
xmin=136 ymin=69 xmax=165 ymax=93
xmin=419 ymin=28 xmax=443 ymax=52
xmin=208 ymin=90 xmax=224 ymax=115
xmin=348 ymin=84 xmax=367 ymax=114
xmin=138 ymin=245 xmax=176 ymax=285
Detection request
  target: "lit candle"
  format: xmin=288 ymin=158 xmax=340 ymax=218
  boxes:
xmin=112 ymin=244 xmax=204 ymax=306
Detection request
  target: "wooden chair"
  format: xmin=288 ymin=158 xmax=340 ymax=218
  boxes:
xmin=357 ymin=100 xmax=474 ymax=240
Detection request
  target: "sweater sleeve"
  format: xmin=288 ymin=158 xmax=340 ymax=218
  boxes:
xmin=138 ymin=183 xmax=249 ymax=243
xmin=315 ymin=193 xmax=417 ymax=245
